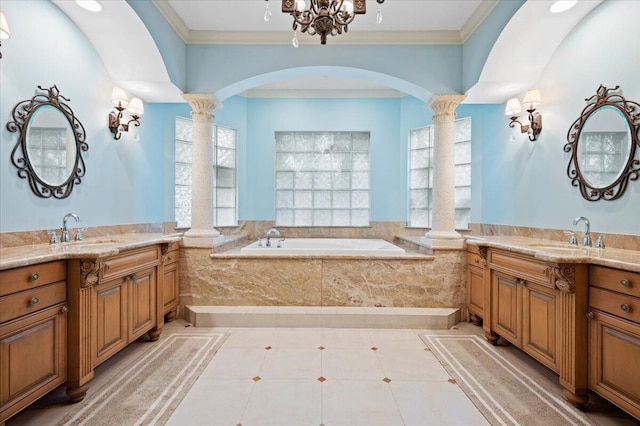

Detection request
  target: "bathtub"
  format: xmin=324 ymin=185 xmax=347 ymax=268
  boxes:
xmin=240 ymin=238 xmax=406 ymax=256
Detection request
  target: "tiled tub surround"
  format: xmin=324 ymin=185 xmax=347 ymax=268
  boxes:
xmin=178 ymin=247 xmax=466 ymax=310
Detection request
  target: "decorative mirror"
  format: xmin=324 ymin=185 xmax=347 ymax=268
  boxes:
xmin=565 ymin=85 xmax=640 ymax=201
xmin=6 ymin=85 xmax=88 ymax=199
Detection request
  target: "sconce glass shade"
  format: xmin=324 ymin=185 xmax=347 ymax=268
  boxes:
xmin=75 ymin=1 xmax=103 ymax=13
xmin=549 ymin=0 xmax=578 ymax=14
xmin=523 ymin=89 xmax=542 ymax=108
xmin=505 ymin=97 xmax=522 ymax=116
xmin=127 ymin=97 xmax=144 ymax=116
xmin=295 ymin=1 xmax=306 ymax=11
xmin=0 ymin=11 xmax=10 ymax=39
xmin=111 ymin=87 xmax=129 ymax=107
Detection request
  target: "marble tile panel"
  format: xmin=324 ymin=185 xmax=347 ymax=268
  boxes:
xmin=321 ymin=254 xmax=466 ymax=309
xmin=179 ymin=247 xmax=323 ymax=307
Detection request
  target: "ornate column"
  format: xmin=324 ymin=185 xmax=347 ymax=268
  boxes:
xmin=424 ymin=94 xmax=467 ymax=249
xmin=182 ymin=93 xmax=223 ymax=246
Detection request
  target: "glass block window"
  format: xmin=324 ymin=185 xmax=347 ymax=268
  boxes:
xmin=275 ymin=131 xmax=370 ymax=227
xmin=408 ymin=117 xmax=471 ymax=229
xmin=175 ymin=117 xmax=237 ymax=228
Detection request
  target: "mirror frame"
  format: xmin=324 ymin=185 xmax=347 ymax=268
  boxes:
xmin=6 ymin=85 xmax=88 ymax=199
xmin=565 ymin=84 xmax=640 ymax=201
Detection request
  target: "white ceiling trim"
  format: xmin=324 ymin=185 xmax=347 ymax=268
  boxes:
xmin=188 ymin=30 xmax=462 ymax=45
xmin=152 ymin=0 xmax=498 ymax=45
xmin=240 ymin=88 xmax=406 ymax=98
xmin=152 ymin=0 xmax=189 ymax=42
xmin=460 ymin=1 xmax=499 ymax=43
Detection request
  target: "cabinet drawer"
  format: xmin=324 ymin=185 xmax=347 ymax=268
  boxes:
xmin=590 ymin=287 xmax=640 ymax=324
xmin=590 ymin=265 xmax=640 ymax=298
xmin=489 ymin=249 xmax=553 ymax=287
xmin=0 ymin=281 xmax=66 ymax=323
xmin=0 ymin=261 xmax=66 ymax=297
xmin=101 ymin=246 xmax=160 ymax=282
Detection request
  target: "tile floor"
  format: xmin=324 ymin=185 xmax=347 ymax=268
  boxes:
xmin=7 ymin=319 xmax=639 ymax=426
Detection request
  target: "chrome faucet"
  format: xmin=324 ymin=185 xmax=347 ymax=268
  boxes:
xmin=265 ymin=227 xmax=281 ymax=247
xmin=62 ymin=213 xmax=81 ymax=243
xmin=572 ymin=216 xmax=592 ymax=247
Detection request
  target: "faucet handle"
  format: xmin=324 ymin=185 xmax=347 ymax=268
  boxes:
xmin=594 ymin=233 xmax=605 ymax=249
xmin=277 ymin=238 xmax=285 ymax=248
xmin=257 ymin=238 xmax=263 ymax=247
xmin=563 ymin=231 xmax=577 ymax=246
xmin=48 ymin=230 xmax=60 ymax=245
xmin=75 ymin=227 xmax=87 ymax=241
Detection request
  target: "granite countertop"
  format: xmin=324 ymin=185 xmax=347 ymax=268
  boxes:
xmin=0 ymin=233 xmax=183 ymax=271
xmin=466 ymin=235 xmax=640 ymax=273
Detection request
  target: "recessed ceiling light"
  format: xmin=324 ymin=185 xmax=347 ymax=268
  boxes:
xmin=549 ymin=0 xmax=578 ymax=14
xmin=75 ymin=1 xmax=103 ymax=12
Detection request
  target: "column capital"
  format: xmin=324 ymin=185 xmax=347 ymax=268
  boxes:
xmin=182 ymin=93 xmax=223 ymax=122
xmin=426 ymin=94 xmax=467 ymax=123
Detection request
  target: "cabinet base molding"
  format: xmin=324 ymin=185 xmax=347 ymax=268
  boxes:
xmin=469 ymin=313 xmax=482 ymax=326
xmin=562 ymin=388 xmax=589 ymax=410
xmin=66 ymin=385 xmax=89 ymax=403
xmin=485 ymin=330 xmax=499 ymax=345
xmin=148 ymin=327 xmax=162 ymax=341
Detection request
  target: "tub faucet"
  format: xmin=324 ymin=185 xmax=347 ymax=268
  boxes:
xmin=265 ymin=227 xmax=281 ymax=247
xmin=62 ymin=213 xmax=81 ymax=243
xmin=572 ymin=216 xmax=591 ymax=247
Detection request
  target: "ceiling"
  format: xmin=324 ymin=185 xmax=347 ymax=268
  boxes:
xmin=52 ymin=0 xmax=602 ymax=103
xmin=156 ymin=0 xmax=494 ymax=97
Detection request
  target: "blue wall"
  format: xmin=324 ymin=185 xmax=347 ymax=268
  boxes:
xmin=480 ymin=0 xmax=640 ymax=235
xmin=0 ymin=0 xmax=164 ymax=233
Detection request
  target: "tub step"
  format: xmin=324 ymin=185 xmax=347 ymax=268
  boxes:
xmin=184 ymin=306 xmax=460 ymax=329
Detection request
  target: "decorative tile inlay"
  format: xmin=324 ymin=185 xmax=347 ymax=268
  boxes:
xmin=383 ymin=377 xmax=392 ymax=383
xmin=424 ymin=347 xmax=431 ymax=351
xmin=448 ymin=378 xmax=457 ymax=384
xmin=265 ymin=346 xmax=272 ymax=350
xmin=252 ymin=376 xmax=261 ymax=382
xmin=371 ymin=347 xmax=378 ymax=351
xmin=317 ymin=376 xmax=326 ymax=382
xmin=318 ymin=346 xmax=325 ymax=350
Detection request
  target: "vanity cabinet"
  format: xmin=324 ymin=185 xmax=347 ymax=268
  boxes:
xmin=66 ymin=246 xmax=162 ymax=402
xmin=466 ymin=245 xmax=485 ymax=325
xmin=0 ymin=261 xmax=68 ymax=424
xmin=588 ymin=265 xmax=640 ymax=419
xmin=481 ymin=247 xmax=589 ymax=408
xmin=161 ymin=242 xmax=180 ymax=322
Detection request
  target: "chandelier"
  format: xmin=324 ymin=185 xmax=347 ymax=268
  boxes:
xmin=264 ymin=0 xmax=385 ymax=47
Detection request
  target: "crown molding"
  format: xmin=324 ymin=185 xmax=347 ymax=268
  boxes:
xmin=460 ymin=0 xmax=499 ymax=43
xmin=188 ymin=30 xmax=462 ymax=45
xmin=152 ymin=0 xmax=189 ymax=42
xmin=240 ymin=88 xmax=406 ymax=99
xmin=151 ymin=1 xmax=495 ymax=45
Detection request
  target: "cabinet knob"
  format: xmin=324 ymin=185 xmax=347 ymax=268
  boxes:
xmin=474 ymin=258 xmax=479 ymax=264
xmin=60 ymin=305 xmax=69 ymax=314
xmin=29 ymin=297 xmax=40 ymax=306
xmin=30 ymin=273 xmax=40 ymax=281
xmin=620 ymin=279 xmax=630 ymax=288
xmin=586 ymin=311 xmax=594 ymax=319
xmin=620 ymin=303 xmax=631 ymax=312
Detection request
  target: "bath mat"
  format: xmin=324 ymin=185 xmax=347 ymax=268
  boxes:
xmin=57 ymin=331 xmax=227 ymax=426
xmin=421 ymin=334 xmax=594 ymax=426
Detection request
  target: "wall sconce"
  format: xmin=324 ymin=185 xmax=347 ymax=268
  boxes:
xmin=505 ymin=89 xmax=543 ymax=142
xmin=0 ymin=10 xmax=11 ymax=59
xmin=108 ymin=87 xmax=144 ymax=140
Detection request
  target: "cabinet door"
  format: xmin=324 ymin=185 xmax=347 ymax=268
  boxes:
xmin=128 ymin=267 xmax=157 ymax=342
xmin=0 ymin=304 xmax=66 ymax=422
xmin=589 ymin=309 xmax=640 ymax=419
xmin=94 ymin=278 xmax=128 ymax=366
xmin=162 ymin=262 xmax=178 ymax=315
xmin=467 ymin=265 xmax=484 ymax=318
xmin=522 ymin=282 xmax=559 ymax=372
xmin=491 ymin=270 xmax=521 ymax=346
